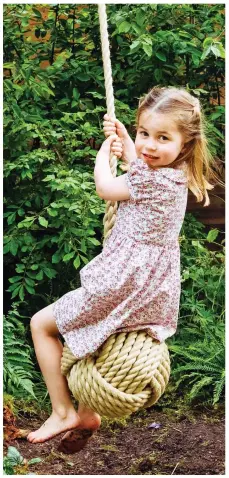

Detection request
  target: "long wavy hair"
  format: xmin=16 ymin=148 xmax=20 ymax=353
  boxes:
xmin=136 ymin=86 xmax=223 ymax=206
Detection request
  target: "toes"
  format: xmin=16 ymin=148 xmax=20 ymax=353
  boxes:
xmin=31 ymin=437 xmax=44 ymax=444
xmin=29 ymin=434 xmax=49 ymax=444
xmin=27 ymin=431 xmax=46 ymax=443
xmin=28 ymin=435 xmax=38 ymax=443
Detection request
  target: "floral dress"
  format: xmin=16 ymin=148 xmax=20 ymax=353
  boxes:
xmin=53 ymin=157 xmax=188 ymax=359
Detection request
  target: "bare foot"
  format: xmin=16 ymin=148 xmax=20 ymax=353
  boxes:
xmin=27 ymin=409 xmax=80 ymax=444
xmin=58 ymin=410 xmax=101 ymax=454
xmin=78 ymin=410 xmax=101 ymax=431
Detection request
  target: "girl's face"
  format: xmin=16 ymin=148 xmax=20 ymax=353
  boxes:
xmin=135 ymin=110 xmax=184 ymax=168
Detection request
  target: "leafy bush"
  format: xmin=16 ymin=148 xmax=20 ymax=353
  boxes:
xmin=170 ymin=326 xmax=225 ymax=404
xmin=168 ymin=214 xmax=225 ymax=404
xmin=3 ymin=4 xmax=225 ymax=406
xmin=3 ymin=143 xmax=104 ymax=306
xmin=3 ymin=3 xmax=225 ymax=312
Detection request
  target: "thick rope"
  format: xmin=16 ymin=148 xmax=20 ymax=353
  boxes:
xmin=98 ymin=4 xmax=118 ymax=243
xmin=61 ymin=332 xmax=170 ymax=418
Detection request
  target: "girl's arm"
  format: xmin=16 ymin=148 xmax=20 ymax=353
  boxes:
xmin=94 ymin=135 xmax=130 ymax=201
xmin=103 ymin=114 xmax=137 ymax=166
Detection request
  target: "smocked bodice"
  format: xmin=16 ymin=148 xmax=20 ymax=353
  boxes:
xmin=110 ymin=158 xmax=188 ymax=246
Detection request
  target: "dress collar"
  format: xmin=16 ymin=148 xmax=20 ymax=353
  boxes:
xmin=137 ymin=158 xmax=188 ymax=183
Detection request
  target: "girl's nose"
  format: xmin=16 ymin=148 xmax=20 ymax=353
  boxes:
xmin=147 ymin=139 xmax=157 ymax=150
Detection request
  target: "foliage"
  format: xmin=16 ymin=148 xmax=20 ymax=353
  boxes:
xmin=3 ymin=446 xmax=42 ymax=475
xmin=3 ymin=3 xmax=225 ymax=312
xmin=169 ymin=327 xmax=225 ymax=404
xmin=3 ymin=303 xmax=47 ymax=401
xmin=168 ymin=214 xmax=225 ymax=404
xmin=3 ymin=4 xmax=225 ymax=406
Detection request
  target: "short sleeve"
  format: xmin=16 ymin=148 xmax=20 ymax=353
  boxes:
xmin=125 ymin=158 xmax=188 ymax=202
xmin=125 ymin=158 xmax=154 ymax=201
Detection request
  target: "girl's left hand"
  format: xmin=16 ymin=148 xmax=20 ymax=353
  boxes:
xmin=99 ymin=134 xmax=123 ymax=158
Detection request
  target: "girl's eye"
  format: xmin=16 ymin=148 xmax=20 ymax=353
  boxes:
xmin=140 ymin=131 xmax=148 ymax=136
xmin=159 ymin=135 xmax=168 ymax=141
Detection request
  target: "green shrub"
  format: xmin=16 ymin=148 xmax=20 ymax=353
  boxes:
xmin=3 ymin=4 xmax=225 ymax=406
xmin=168 ymin=214 xmax=225 ymax=404
xmin=4 ymin=3 xmax=224 ymax=313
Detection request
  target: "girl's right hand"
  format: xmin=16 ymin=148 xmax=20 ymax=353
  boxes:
xmin=103 ymin=114 xmax=129 ymax=141
xmin=103 ymin=114 xmax=137 ymax=168
xmin=98 ymin=134 xmax=122 ymax=158
xmin=110 ymin=137 xmax=123 ymax=158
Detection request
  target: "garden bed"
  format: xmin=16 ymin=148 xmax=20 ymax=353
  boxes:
xmin=4 ymin=404 xmax=225 ymax=475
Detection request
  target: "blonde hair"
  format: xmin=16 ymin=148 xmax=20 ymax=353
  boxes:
xmin=136 ymin=86 xmax=223 ymax=206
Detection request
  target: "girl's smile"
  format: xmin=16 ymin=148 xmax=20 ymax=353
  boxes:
xmin=143 ymin=153 xmax=160 ymax=161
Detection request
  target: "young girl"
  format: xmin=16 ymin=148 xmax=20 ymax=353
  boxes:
xmin=27 ymin=86 xmax=218 ymax=448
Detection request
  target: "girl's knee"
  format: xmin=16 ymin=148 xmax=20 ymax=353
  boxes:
xmin=30 ymin=304 xmax=59 ymax=336
xmin=30 ymin=311 xmax=44 ymax=332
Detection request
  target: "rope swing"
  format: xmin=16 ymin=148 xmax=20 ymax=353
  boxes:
xmin=61 ymin=4 xmax=170 ymax=418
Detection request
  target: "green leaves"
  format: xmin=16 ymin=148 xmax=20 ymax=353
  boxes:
xmin=87 ymin=237 xmax=101 ymax=246
xmin=32 ymin=7 xmax=43 ymax=18
xmin=52 ymin=252 xmax=62 ymax=264
xmin=63 ymin=252 xmax=75 ymax=262
xmin=143 ymin=44 xmax=153 ymax=58
xmin=3 ymin=308 xmax=38 ymax=400
xmin=3 ymin=446 xmax=42 ymax=475
xmin=4 ymin=139 xmax=103 ymax=301
xmin=5 ymin=260 xmax=58 ymax=300
xmin=73 ymin=255 xmax=81 ymax=270
xmin=155 ymin=51 xmax=167 ymax=62
xmin=38 ymin=216 xmax=49 ymax=228
xmin=169 ymin=215 xmax=225 ymax=405
xmin=4 ymin=446 xmax=24 ymax=467
xmin=206 ymin=229 xmax=219 ymax=243
xmin=118 ymin=21 xmax=131 ymax=34
xmin=210 ymin=43 xmax=225 ymax=58
xmin=170 ymin=327 xmax=225 ymax=404
xmin=202 ymin=38 xmax=225 ymax=60
xmin=3 ymin=5 xmax=225 ymax=412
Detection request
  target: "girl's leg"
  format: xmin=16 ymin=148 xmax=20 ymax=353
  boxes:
xmin=27 ymin=304 xmax=100 ymax=444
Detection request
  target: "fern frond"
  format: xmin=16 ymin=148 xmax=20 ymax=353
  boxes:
xmin=3 ymin=307 xmax=37 ymax=399
xmin=169 ymin=346 xmax=206 ymax=362
xmin=173 ymin=364 xmax=222 ymax=376
xmin=188 ymin=376 xmax=213 ymax=400
xmin=213 ymin=375 xmax=225 ymax=404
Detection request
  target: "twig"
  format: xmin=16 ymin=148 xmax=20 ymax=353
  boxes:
xmin=167 ymin=424 xmax=182 ymax=433
xmin=171 ymin=462 xmax=179 ymax=475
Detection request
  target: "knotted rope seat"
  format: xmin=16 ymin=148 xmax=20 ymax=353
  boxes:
xmin=61 ymin=332 xmax=170 ymax=418
xmin=61 ymin=5 xmax=170 ymax=418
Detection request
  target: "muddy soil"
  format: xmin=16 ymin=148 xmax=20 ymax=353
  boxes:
xmin=4 ymin=405 xmax=225 ymax=475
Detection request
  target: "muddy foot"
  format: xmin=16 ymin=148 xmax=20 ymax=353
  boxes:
xmin=57 ymin=429 xmax=94 ymax=454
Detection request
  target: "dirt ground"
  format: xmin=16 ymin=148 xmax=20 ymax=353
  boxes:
xmin=3 ymin=402 xmax=225 ymax=476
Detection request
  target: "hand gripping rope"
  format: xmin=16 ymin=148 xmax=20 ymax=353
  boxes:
xmin=61 ymin=4 xmax=170 ymax=418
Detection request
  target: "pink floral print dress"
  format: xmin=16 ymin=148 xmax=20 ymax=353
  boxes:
xmin=53 ymin=157 xmax=188 ymax=359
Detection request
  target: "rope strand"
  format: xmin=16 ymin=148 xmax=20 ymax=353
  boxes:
xmin=98 ymin=4 xmax=118 ymax=243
